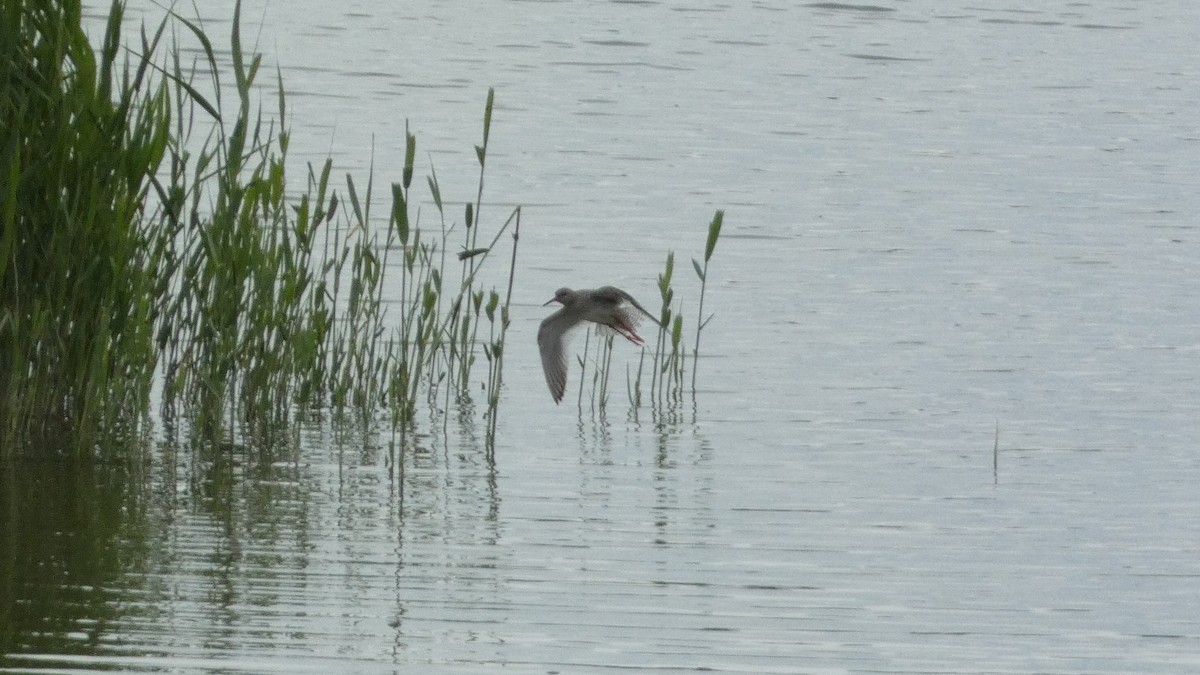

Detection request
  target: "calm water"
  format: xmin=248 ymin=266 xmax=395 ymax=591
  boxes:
xmin=4 ymin=0 xmax=1199 ymax=672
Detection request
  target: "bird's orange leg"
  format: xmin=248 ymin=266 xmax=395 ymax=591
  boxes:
xmin=612 ymin=319 xmax=644 ymax=345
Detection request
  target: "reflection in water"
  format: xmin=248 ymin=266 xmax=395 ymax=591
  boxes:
xmin=3 ymin=385 xmax=1198 ymax=671
xmin=1 ymin=418 xmax=513 ymax=671
xmin=652 ymin=424 xmax=716 ymax=553
xmin=0 ymin=457 xmax=149 ymax=657
xmin=573 ymin=399 xmax=719 ymax=585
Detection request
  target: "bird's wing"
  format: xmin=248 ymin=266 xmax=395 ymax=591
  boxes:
xmin=537 ymin=309 xmax=575 ymax=403
xmin=610 ymin=287 xmax=661 ymax=327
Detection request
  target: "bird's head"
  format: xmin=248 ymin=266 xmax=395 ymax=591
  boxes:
xmin=543 ymin=287 xmax=573 ymax=306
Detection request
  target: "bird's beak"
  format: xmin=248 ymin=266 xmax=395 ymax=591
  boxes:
xmin=543 ymin=298 xmax=557 ymax=306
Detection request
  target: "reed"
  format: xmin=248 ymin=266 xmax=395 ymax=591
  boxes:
xmin=691 ymin=210 xmax=723 ymax=390
xmin=376 ymin=87 xmax=520 ymax=440
xmin=1 ymin=0 xmax=520 ymax=456
xmin=649 ymin=251 xmax=687 ymax=406
xmin=484 ymin=206 xmax=521 ymax=449
xmin=1 ymin=0 xmax=170 ymax=451
xmin=574 ymin=330 xmax=615 ymax=415
xmin=581 ymin=210 xmax=725 ymax=416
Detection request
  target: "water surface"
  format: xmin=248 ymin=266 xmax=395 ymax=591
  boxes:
xmin=4 ymin=0 xmax=1199 ymax=672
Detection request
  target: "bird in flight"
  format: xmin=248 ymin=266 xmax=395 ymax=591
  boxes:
xmin=537 ymin=286 xmax=659 ymax=404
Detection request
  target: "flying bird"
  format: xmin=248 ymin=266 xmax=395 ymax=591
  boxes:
xmin=537 ymin=286 xmax=659 ymax=404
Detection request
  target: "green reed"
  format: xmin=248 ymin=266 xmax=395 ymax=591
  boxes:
xmin=485 ymin=205 xmax=521 ymax=448
xmin=575 ymin=330 xmax=616 ymax=415
xmin=379 ymin=89 xmax=520 ymax=441
xmin=2 ymin=0 xmax=169 ymax=451
xmin=691 ymin=210 xmax=723 ymax=390
xmin=614 ymin=210 xmax=724 ymax=413
xmin=160 ymin=4 xmax=520 ymax=439
xmin=1 ymin=0 xmax=519 ymax=456
xmin=651 ymin=250 xmax=688 ymax=405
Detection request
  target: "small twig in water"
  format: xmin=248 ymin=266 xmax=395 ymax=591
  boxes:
xmin=993 ymin=419 xmax=1000 ymax=484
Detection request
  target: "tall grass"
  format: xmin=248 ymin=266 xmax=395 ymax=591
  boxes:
xmin=156 ymin=4 xmax=521 ymax=441
xmin=1 ymin=0 xmax=519 ymax=456
xmin=576 ymin=330 xmax=616 ymax=415
xmin=594 ymin=211 xmax=725 ymax=416
xmin=691 ymin=210 xmax=723 ymax=390
xmin=643 ymin=211 xmax=723 ymax=408
xmin=2 ymin=0 xmax=169 ymax=450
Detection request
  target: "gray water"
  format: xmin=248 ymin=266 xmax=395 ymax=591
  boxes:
xmin=3 ymin=0 xmax=1199 ymax=672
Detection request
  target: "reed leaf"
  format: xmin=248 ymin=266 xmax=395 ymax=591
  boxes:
xmin=403 ymin=123 xmax=416 ymax=189
xmin=391 ymin=182 xmax=409 ymax=245
xmin=704 ymin=209 xmax=724 ymax=262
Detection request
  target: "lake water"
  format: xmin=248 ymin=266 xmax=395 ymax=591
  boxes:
xmin=3 ymin=0 xmax=1199 ymax=672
